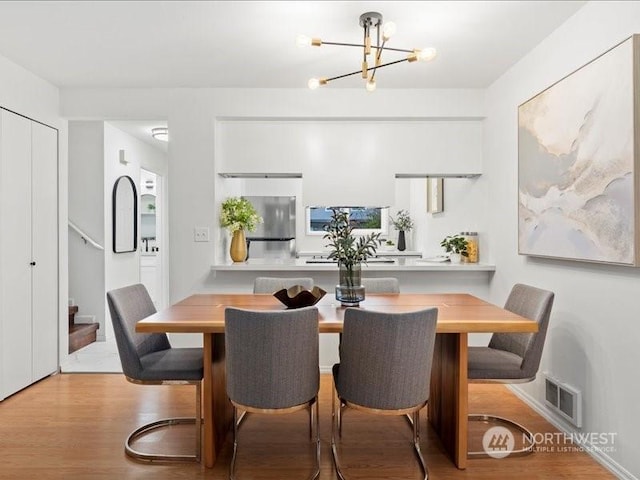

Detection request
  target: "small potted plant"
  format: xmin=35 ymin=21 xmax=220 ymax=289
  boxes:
xmin=440 ymin=234 xmax=469 ymax=264
xmin=390 ymin=209 xmax=414 ymax=251
xmin=382 ymin=239 xmax=395 ymax=251
xmin=220 ymin=197 xmax=262 ymax=262
xmin=324 ymin=209 xmax=381 ymax=306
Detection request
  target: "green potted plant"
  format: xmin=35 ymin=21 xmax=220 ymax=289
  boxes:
xmin=382 ymin=239 xmax=395 ymax=251
xmin=390 ymin=209 xmax=414 ymax=251
xmin=440 ymin=234 xmax=469 ymax=264
xmin=220 ymin=197 xmax=262 ymax=262
xmin=323 ymin=209 xmax=381 ymax=306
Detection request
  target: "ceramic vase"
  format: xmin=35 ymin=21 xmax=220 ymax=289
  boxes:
xmin=230 ymin=229 xmax=247 ymax=262
xmin=397 ymin=231 xmax=406 ymax=251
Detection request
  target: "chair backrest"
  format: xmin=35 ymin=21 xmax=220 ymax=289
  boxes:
xmin=337 ymin=307 xmax=438 ymax=410
xmin=253 ymin=277 xmax=314 ymax=294
xmin=225 ymin=306 xmax=319 ymax=409
xmin=488 ymin=283 xmax=555 ymax=378
xmin=361 ymin=277 xmax=400 ymax=294
xmin=106 ymin=283 xmax=170 ymax=380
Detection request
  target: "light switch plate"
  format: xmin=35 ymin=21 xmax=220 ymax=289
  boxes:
xmin=194 ymin=227 xmax=210 ymax=242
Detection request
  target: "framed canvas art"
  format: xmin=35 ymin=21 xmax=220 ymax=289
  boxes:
xmin=518 ymin=35 xmax=640 ymax=265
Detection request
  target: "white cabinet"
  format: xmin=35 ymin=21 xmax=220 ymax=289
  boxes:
xmin=0 ymin=109 xmax=58 ymax=400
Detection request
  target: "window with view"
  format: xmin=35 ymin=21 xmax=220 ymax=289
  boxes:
xmin=305 ymin=207 xmax=389 ymax=236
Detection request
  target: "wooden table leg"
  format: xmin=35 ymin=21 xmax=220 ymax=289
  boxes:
xmin=428 ymin=332 xmax=468 ymax=469
xmin=203 ymin=332 xmax=234 ymax=468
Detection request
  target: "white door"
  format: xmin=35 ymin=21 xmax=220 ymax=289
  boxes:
xmin=0 ymin=110 xmax=33 ymax=397
xmin=31 ymin=121 xmax=58 ymax=381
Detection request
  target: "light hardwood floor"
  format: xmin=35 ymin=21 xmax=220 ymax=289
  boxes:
xmin=0 ymin=373 xmax=614 ymax=479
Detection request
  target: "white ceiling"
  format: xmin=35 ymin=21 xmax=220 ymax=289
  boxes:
xmin=0 ymin=1 xmax=584 ymax=89
xmin=108 ymin=121 xmax=169 ymax=153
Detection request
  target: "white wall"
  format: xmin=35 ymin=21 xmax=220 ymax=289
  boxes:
xmin=67 ymin=121 xmax=168 ymax=341
xmin=217 ymin=119 xmax=482 ymax=206
xmin=68 ymin=121 xmax=106 ymax=339
xmin=61 ymin=88 xmax=486 ymax=305
xmin=484 ymin=2 xmax=640 ymax=477
xmin=0 ymin=54 xmax=59 ymax=127
xmin=104 ymin=123 xmax=169 ymax=338
xmin=0 ymin=53 xmax=66 ymax=366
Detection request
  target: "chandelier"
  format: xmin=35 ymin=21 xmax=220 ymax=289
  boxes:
xmin=297 ymin=11 xmax=436 ymax=92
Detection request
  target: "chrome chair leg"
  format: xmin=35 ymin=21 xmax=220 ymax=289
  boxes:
xmin=331 ymin=389 xmax=347 ymax=480
xmin=125 ymin=381 xmax=202 ymax=463
xmin=332 ymin=399 xmax=428 ymax=480
xmin=310 ymin=397 xmax=321 ymax=480
xmin=230 ymin=406 xmax=240 ymax=480
xmin=468 ymin=414 xmax=535 ymax=458
xmin=231 ymin=399 xmax=320 ymax=480
xmin=404 ymin=412 xmax=414 ymax=428
xmin=412 ymin=411 xmax=428 ymax=480
xmin=195 ymin=382 xmax=201 ymax=462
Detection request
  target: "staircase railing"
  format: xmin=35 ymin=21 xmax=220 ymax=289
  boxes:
xmin=68 ymin=220 xmax=104 ymax=251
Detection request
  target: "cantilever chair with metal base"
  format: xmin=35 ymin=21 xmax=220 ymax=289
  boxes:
xmin=331 ymin=307 xmax=438 ymax=480
xmin=107 ymin=284 xmax=203 ymax=463
xmin=225 ymin=306 xmax=320 ymax=480
xmin=467 ymin=283 xmax=555 ymax=458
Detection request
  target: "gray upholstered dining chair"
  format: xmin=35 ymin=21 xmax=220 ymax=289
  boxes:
xmin=361 ymin=277 xmax=400 ymax=293
xmin=253 ymin=276 xmax=314 ymax=294
xmin=331 ymin=307 xmax=438 ymax=480
xmin=225 ymin=306 xmax=320 ymax=480
xmin=106 ymin=284 xmax=203 ymax=463
xmin=468 ymin=283 xmax=555 ymax=457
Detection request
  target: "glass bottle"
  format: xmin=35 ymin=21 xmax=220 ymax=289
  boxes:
xmin=461 ymin=232 xmax=479 ymax=263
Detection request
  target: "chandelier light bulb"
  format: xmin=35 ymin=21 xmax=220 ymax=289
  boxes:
xmin=300 ymin=11 xmax=437 ymax=89
xmin=417 ymin=47 xmax=437 ymax=62
xmin=382 ymin=21 xmax=397 ymax=40
xmin=297 ymin=34 xmax=312 ymax=47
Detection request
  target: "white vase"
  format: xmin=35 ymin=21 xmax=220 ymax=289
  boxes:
xmin=449 ymin=253 xmax=462 ymax=264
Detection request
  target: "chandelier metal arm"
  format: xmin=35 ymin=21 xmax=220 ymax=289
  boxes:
xmin=370 ymin=39 xmax=387 ymax=82
xmin=318 ymin=41 xmax=414 ymax=54
xmin=303 ymin=11 xmax=435 ymax=90
xmin=326 ymin=57 xmax=409 ymax=83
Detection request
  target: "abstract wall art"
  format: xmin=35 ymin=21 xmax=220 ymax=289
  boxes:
xmin=518 ymin=35 xmax=640 ymax=265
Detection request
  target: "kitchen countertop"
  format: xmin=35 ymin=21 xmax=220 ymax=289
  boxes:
xmin=211 ymin=258 xmax=495 ymax=272
xmin=298 ymin=250 xmax=423 ymax=257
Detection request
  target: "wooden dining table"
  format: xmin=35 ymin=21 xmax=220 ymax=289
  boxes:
xmin=136 ymin=292 xmax=537 ymax=469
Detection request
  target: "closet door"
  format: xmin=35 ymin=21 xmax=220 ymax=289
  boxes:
xmin=31 ymin=122 xmax=58 ymax=381
xmin=0 ymin=110 xmax=33 ymax=398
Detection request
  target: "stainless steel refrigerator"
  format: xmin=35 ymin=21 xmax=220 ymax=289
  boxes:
xmin=243 ymin=196 xmax=296 ymax=259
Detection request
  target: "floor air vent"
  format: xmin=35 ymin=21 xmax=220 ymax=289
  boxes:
xmin=544 ymin=372 xmax=582 ymax=427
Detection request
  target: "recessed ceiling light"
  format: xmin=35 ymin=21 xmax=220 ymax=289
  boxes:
xmin=151 ymin=127 xmax=168 ymax=142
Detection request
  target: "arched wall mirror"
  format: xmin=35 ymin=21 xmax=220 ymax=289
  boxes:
xmin=112 ymin=175 xmax=138 ymax=253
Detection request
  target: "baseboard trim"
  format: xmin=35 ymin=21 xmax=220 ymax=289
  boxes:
xmin=508 ymin=385 xmax=637 ymax=480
